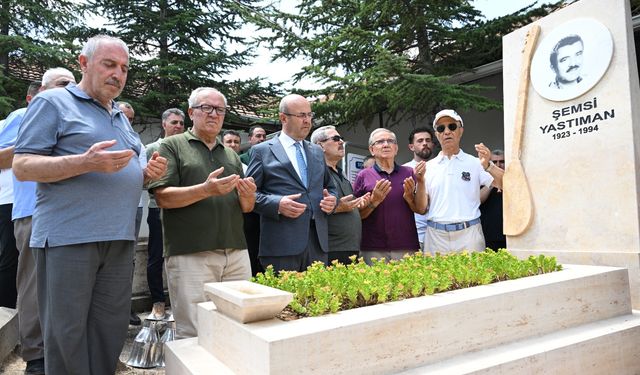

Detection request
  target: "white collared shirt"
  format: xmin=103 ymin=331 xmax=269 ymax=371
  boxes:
xmin=425 ymin=150 xmax=493 ymax=223
xmin=279 ymin=132 xmax=307 ymax=181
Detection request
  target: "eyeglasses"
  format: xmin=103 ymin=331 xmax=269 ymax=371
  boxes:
xmin=321 ymin=135 xmax=344 ymax=143
xmin=54 ymin=80 xmax=73 ymax=88
xmin=193 ymin=104 xmax=227 ymax=115
xmin=435 ymin=123 xmax=459 ymax=133
xmin=283 ymin=112 xmax=314 ymax=119
xmin=372 ymin=138 xmax=397 ymax=146
xmin=493 ymin=159 xmax=505 ymax=165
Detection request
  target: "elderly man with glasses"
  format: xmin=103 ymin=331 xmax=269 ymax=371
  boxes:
xmin=423 ymin=109 xmax=504 ymax=255
xmin=311 ymin=126 xmax=370 ymax=264
xmin=149 ymin=87 xmax=256 ymax=338
xmin=247 ymin=94 xmax=337 ymax=273
xmin=353 ymin=128 xmax=427 ymax=265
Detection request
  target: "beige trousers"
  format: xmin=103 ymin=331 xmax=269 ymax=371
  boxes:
xmin=165 ymin=249 xmax=251 ymax=339
xmin=424 ymin=223 xmax=486 ymax=256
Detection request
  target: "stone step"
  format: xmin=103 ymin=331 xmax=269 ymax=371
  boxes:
xmin=166 ymin=312 xmax=640 ymax=375
xmin=402 ymin=311 xmax=640 ymax=374
xmin=165 ymin=338 xmax=233 ymax=375
xmin=0 ymin=307 xmax=18 ymax=365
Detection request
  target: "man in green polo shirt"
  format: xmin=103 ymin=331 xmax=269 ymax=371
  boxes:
xmin=149 ymin=87 xmax=256 ymax=339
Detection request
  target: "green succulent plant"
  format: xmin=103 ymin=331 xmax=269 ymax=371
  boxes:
xmin=253 ymin=250 xmax=561 ymax=318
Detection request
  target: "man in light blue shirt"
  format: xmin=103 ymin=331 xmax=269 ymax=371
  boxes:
xmin=1 ymin=69 xmax=76 ymax=375
xmin=13 ymin=36 xmax=167 ymax=375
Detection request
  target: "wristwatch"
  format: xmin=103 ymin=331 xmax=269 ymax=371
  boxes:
xmin=484 ymin=161 xmax=494 ymax=172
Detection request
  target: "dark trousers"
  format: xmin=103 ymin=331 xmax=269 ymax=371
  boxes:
xmin=146 ymin=208 xmax=165 ymax=303
xmin=485 ymin=240 xmax=507 ymax=251
xmin=0 ymin=203 xmax=18 ymax=308
xmin=328 ymin=251 xmax=358 ymax=266
xmin=260 ymin=224 xmax=328 ymax=273
xmin=243 ymin=212 xmax=263 ymax=276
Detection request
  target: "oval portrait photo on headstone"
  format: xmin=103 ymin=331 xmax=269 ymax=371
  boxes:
xmin=530 ymin=18 xmax=613 ymax=102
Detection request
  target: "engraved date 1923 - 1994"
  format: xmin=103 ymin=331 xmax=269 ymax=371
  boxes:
xmin=551 ymin=124 xmax=599 ymax=140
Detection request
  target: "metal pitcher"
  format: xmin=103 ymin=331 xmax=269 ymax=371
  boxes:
xmin=126 ymin=319 xmax=162 ymax=368
xmin=155 ymin=314 xmax=176 ymax=367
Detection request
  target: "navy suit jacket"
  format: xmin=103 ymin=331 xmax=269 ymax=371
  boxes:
xmin=246 ymin=135 xmax=337 ymax=257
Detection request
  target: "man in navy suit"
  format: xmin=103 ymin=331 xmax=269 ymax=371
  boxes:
xmin=246 ymin=94 xmax=337 ymax=272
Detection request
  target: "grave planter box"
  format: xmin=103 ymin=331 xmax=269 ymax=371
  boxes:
xmin=204 ymin=280 xmax=293 ymax=324
xmin=166 ymin=264 xmax=640 ymax=374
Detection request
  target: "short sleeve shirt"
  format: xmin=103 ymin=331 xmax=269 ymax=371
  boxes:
xmin=148 ymin=130 xmax=246 ymax=256
xmin=425 ymin=150 xmax=493 ymax=223
xmin=0 ymin=107 xmax=34 ymax=218
xmin=14 ymin=84 xmax=143 ymax=248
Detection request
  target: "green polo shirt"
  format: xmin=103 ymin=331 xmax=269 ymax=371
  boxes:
xmin=148 ymin=130 xmax=247 ymax=257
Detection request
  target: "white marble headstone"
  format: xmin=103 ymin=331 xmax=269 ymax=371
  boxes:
xmin=503 ymin=0 xmax=640 ymax=306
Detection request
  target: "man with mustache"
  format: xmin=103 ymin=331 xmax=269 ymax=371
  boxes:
xmin=239 ymin=125 xmax=267 ymax=165
xmin=247 ymin=94 xmax=337 ymax=272
xmin=549 ymin=34 xmax=584 ymax=90
xmin=311 ymin=125 xmax=370 ymax=264
xmin=403 ymin=127 xmax=436 ymax=252
xmin=222 ymin=129 xmax=247 ymax=172
xmin=13 ymin=35 xmax=167 ymax=374
xmin=480 ymin=149 xmax=507 ymax=251
xmin=423 ymin=109 xmax=503 ymax=255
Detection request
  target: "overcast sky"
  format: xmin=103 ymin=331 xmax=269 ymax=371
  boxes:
xmin=225 ymin=0 xmax=543 ymax=89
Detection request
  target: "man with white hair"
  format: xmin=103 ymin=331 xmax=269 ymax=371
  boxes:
xmin=423 ymin=109 xmax=503 ymax=255
xmin=0 ymin=68 xmax=75 ymax=375
xmin=0 ymin=81 xmax=42 ymax=312
xmin=150 ymin=87 xmax=256 ymax=338
xmin=13 ymin=35 xmax=167 ymax=374
xmin=311 ymin=125 xmax=370 ymax=264
xmin=353 ymin=128 xmax=427 ymax=264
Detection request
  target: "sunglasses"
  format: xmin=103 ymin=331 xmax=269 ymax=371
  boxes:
xmin=321 ymin=135 xmax=344 ymax=143
xmin=435 ymin=123 xmax=459 ymax=133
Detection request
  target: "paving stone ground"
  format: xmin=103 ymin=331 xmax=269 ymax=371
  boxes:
xmin=0 ymin=312 xmax=166 ymax=375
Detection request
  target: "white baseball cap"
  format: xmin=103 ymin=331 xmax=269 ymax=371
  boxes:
xmin=432 ymin=109 xmax=464 ymax=128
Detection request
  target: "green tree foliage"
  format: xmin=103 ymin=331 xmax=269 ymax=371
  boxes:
xmin=251 ymin=0 xmax=564 ymax=128
xmin=88 ymin=0 xmax=281 ymax=125
xmin=0 ymin=0 xmax=83 ymax=116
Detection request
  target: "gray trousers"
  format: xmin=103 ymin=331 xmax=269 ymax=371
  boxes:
xmin=34 ymin=241 xmax=134 ymax=375
xmin=14 ymin=216 xmax=43 ymax=361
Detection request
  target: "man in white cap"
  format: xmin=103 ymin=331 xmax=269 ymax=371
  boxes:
xmin=423 ymin=109 xmax=504 ymax=255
